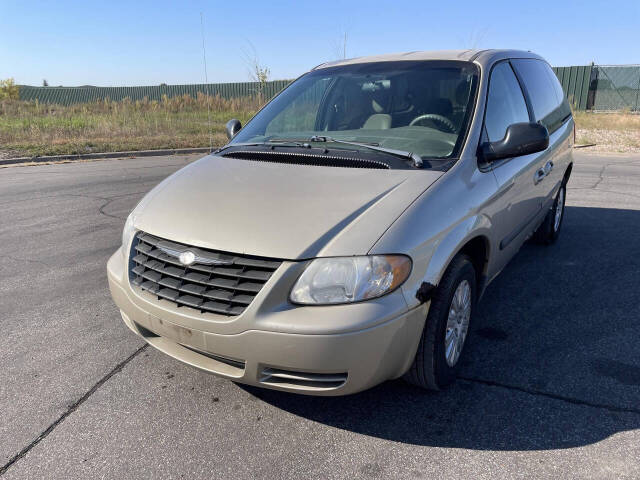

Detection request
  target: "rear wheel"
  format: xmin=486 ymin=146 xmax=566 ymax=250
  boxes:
xmin=533 ymin=185 xmax=565 ymax=244
xmin=404 ymin=255 xmax=477 ymax=390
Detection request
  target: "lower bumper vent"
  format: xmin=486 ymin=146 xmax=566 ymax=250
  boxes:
xmin=260 ymin=367 xmax=347 ymax=390
xmin=180 ymin=344 xmax=246 ymax=370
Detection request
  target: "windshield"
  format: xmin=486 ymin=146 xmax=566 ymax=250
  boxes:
xmin=230 ymin=61 xmax=479 ymax=162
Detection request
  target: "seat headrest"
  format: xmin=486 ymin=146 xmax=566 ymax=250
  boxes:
xmin=371 ymin=88 xmax=391 ymax=113
xmin=363 ymin=114 xmax=392 ymax=129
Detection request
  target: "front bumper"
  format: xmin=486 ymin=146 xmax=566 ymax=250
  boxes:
xmin=107 ymin=248 xmax=428 ymax=395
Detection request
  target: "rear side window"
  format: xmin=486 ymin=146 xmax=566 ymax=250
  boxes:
xmin=484 ymin=62 xmax=530 ymax=142
xmin=511 ymin=59 xmax=572 ymax=133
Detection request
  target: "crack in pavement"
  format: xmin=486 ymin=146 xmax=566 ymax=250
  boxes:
xmin=459 ymin=376 xmax=640 ymax=415
xmin=592 ymin=164 xmax=607 ymax=189
xmin=568 ymin=187 xmax=640 ymax=200
xmin=0 ymin=344 xmax=148 ymax=476
xmin=0 ymin=350 xmax=637 ymax=476
xmin=98 ymin=198 xmax=126 ymax=220
xmin=570 ymin=157 xmax=640 ymax=191
xmin=566 ymin=159 xmax=640 ymax=199
xmin=97 ymin=190 xmax=149 ymax=220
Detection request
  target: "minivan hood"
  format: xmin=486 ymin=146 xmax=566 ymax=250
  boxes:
xmin=134 ymin=155 xmax=443 ymax=259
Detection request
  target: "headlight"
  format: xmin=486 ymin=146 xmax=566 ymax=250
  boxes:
xmin=122 ymin=212 xmax=137 ymax=249
xmin=290 ymin=255 xmax=412 ymax=305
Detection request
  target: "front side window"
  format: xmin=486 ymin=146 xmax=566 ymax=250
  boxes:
xmin=231 ymin=61 xmax=479 ymax=162
xmin=484 ymin=62 xmax=530 ymax=142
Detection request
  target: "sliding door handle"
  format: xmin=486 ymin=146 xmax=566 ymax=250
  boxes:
xmin=534 ymin=161 xmax=554 ymax=184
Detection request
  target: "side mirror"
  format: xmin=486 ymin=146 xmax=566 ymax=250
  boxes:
xmin=225 ymin=119 xmax=242 ymax=140
xmin=479 ymin=122 xmax=549 ymax=163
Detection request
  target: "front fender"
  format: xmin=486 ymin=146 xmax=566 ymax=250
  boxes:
xmin=370 ymin=154 xmax=499 ymax=310
xmin=398 ymin=214 xmax=492 ymax=309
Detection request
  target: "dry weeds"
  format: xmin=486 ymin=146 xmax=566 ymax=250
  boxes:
xmin=0 ymin=94 xmax=261 ymax=157
xmin=2 ymin=97 xmax=639 ymax=158
xmin=574 ymin=111 xmax=640 ymax=153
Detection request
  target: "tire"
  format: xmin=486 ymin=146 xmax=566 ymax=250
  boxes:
xmin=404 ymin=254 xmax=477 ymax=391
xmin=533 ymin=184 xmax=566 ymax=245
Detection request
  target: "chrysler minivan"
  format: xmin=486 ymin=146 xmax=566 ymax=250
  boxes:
xmin=107 ymin=49 xmax=573 ymax=395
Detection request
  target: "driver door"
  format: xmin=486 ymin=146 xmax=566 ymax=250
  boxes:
xmin=484 ymin=61 xmax=544 ymax=275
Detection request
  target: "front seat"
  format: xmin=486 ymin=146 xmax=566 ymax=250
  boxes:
xmin=362 ymin=113 xmax=391 ymax=129
xmin=362 ymin=87 xmax=392 ymax=129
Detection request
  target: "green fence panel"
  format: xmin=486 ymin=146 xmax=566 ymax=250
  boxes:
xmin=17 ymin=66 xmax=640 ymax=112
xmin=568 ymin=67 xmax=578 ymax=106
xmin=575 ymin=66 xmax=586 ymax=109
xmin=574 ymin=66 xmax=585 ymax=109
xmin=553 ymin=64 xmax=639 ymax=111
xmin=18 ymin=80 xmax=294 ymax=105
xmin=552 ymin=65 xmax=593 ymax=110
xmin=19 ymin=71 xmax=596 ymax=110
xmin=591 ymin=65 xmax=640 ymax=111
xmin=581 ymin=66 xmax=592 ymax=110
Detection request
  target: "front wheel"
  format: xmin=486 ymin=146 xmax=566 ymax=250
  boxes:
xmin=404 ymin=255 xmax=477 ymax=390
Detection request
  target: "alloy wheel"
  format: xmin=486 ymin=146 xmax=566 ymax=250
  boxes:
xmin=444 ymin=279 xmax=472 ymax=367
xmin=554 ymin=187 xmax=565 ymax=232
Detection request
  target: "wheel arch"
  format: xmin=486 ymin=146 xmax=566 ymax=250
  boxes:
xmin=406 ymin=215 xmax=493 ymax=307
xmin=563 ymin=162 xmax=573 ymax=185
xmin=457 ymin=235 xmax=490 ymax=296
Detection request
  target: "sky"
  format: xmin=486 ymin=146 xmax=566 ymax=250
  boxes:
xmin=1 ymin=0 xmax=638 ymax=87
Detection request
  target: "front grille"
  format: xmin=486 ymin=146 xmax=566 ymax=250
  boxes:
xmin=129 ymin=232 xmax=282 ymax=316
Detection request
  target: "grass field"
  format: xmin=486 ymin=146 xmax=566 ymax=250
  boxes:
xmin=1 ymin=96 xmax=639 ymax=158
xmin=0 ymin=95 xmax=259 ymax=158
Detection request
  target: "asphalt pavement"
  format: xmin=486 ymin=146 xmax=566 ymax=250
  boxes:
xmin=1 ymin=152 xmax=639 ymax=479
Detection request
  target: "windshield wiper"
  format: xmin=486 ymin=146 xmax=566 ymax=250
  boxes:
xmin=215 ymin=137 xmax=425 ymax=168
xmin=308 ymin=135 xmax=424 ymax=168
xmin=214 ymin=139 xmax=305 ymax=154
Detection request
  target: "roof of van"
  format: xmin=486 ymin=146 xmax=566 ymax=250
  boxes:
xmin=313 ymin=49 xmax=543 ymax=69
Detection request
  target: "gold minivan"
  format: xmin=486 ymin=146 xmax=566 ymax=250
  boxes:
xmin=108 ymin=49 xmax=573 ymax=395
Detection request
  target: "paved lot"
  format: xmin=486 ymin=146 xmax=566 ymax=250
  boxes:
xmin=1 ymin=152 xmax=639 ymax=479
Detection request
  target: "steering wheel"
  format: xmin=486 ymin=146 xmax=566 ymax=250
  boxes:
xmin=409 ymin=114 xmax=456 ymax=133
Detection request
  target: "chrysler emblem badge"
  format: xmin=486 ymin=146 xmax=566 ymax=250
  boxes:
xmin=157 ymin=244 xmax=233 ymax=266
xmin=178 ymin=251 xmax=196 ymax=266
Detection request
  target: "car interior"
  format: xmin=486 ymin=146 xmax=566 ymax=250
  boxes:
xmin=241 ymin=62 xmax=479 ymax=160
xmin=319 ymin=69 xmax=475 ymax=135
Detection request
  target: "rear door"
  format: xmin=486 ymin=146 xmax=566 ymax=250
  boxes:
xmin=511 ymin=59 xmax=573 ymax=207
xmin=483 ymin=60 xmax=543 ymax=274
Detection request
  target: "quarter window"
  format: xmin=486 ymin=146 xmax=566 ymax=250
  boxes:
xmin=484 ymin=62 xmax=530 ymax=142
